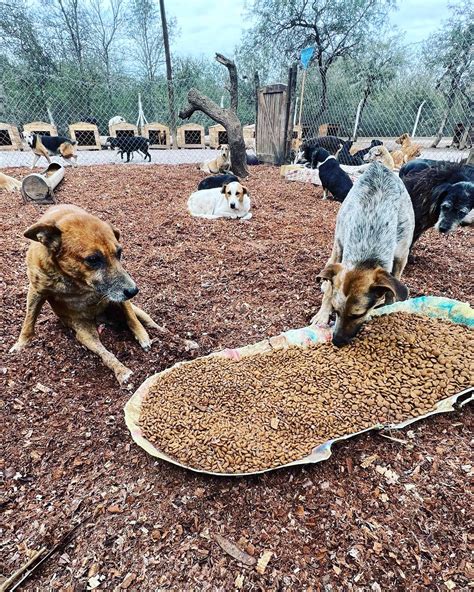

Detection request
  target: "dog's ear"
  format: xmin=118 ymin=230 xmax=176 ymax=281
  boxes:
xmin=432 ymin=183 xmax=451 ymax=204
xmin=371 ymin=269 xmax=408 ymax=301
xmin=241 ymin=185 xmax=248 ymax=195
xmin=316 ymin=263 xmax=342 ymax=283
xmin=217 ymin=144 xmax=221 ymax=150
xmin=24 ymin=223 xmax=62 ymax=252
xmin=221 ymin=184 xmax=228 ymax=194
xmin=108 ymin=223 xmax=120 ymax=240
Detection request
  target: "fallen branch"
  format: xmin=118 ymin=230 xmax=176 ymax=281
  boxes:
xmin=0 ymin=547 xmax=47 ymax=592
xmin=4 ymin=515 xmax=88 ymax=591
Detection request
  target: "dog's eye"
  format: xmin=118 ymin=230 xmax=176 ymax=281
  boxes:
xmin=84 ymin=253 xmax=104 ymax=268
xmin=116 ymin=247 xmax=123 ymax=260
xmin=349 ymin=312 xmax=366 ymax=320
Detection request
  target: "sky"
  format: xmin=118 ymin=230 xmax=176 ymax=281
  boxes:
xmin=168 ymin=0 xmax=452 ymax=58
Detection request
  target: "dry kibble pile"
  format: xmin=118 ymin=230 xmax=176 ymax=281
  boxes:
xmin=139 ymin=313 xmax=473 ymax=474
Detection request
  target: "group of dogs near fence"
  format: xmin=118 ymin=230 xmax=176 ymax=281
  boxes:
xmin=0 ymin=121 xmax=472 ymax=383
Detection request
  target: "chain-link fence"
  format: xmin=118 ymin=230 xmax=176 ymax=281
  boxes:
xmin=0 ymin=70 xmax=257 ymax=167
xmin=293 ymin=52 xmax=472 ymax=161
xmin=1 ymin=45 xmax=472 ymax=167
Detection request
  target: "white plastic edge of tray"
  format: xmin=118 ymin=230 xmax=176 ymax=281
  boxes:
xmin=124 ymin=296 xmax=474 ymax=477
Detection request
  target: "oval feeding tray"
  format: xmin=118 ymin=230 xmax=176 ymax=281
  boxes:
xmin=124 ymin=297 xmax=473 ymax=477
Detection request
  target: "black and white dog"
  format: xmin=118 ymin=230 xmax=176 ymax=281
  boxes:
xmin=337 ymin=139 xmax=383 ymax=166
xmin=297 ymin=136 xmax=345 ymax=164
xmin=198 ymin=173 xmax=239 ymax=191
xmin=106 ymin=136 xmax=151 ymax=162
xmin=311 ymin=147 xmax=353 ymax=202
xmin=401 ymin=162 xmax=474 ymax=244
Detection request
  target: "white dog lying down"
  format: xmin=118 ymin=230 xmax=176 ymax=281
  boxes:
xmin=188 ymin=181 xmax=252 ymax=220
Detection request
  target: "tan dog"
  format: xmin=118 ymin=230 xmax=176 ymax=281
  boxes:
xmin=395 ymin=133 xmax=422 ymax=163
xmin=200 ymin=144 xmax=231 ymax=174
xmin=0 ymin=172 xmax=22 ymax=192
xmin=363 ymin=145 xmax=395 ymax=170
xmin=11 ymin=205 xmax=197 ymax=384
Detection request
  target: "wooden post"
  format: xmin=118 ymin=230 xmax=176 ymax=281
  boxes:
xmin=159 ymin=0 xmax=177 ymax=145
xmin=297 ymin=69 xmax=307 ymax=129
xmin=285 ymin=64 xmax=298 ymax=162
xmin=254 ymin=71 xmax=260 ymax=152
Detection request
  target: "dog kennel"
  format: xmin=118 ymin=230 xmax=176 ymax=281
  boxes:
xmin=23 ymin=121 xmax=58 ymax=137
xmin=143 ymin=123 xmax=170 ymax=149
xmin=176 ymin=124 xmax=205 ymax=149
xmin=0 ymin=122 xmax=22 ymax=151
xmin=209 ymin=124 xmax=228 ymax=149
xmin=108 ymin=122 xmax=139 ymax=139
xmin=69 ymin=122 xmax=101 ymax=150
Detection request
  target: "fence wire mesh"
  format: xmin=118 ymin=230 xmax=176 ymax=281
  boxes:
xmin=0 ymin=0 xmax=472 ymax=168
xmin=0 ymin=71 xmax=257 ymax=167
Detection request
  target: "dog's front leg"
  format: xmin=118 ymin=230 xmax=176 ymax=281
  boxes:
xmin=130 ymin=303 xmax=199 ymax=351
xmin=10 ymin=287 xmax=46 ymax=351
xmin=311 ymin=280 xmax=333 ymax=325
xmin=31 ymin=154 xmax=40 ymax=169
xmin=74 ymin=322 xmax=133 ymax=384
xmin=122 ymin=301 xmax=152 ymax=350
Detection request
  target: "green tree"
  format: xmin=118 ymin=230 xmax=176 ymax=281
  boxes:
xmin=423 ymin=0 xmax=473 ymax=147
xmin=243 ymin=0 xmax=395 ymax=121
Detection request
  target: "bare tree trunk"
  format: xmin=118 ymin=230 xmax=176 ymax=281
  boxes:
xmin=179 ymin=54 xmax=249 ymax=178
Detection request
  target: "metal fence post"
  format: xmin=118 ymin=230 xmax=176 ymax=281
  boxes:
xmin=412 ymin=101 xmax=426 ymax=137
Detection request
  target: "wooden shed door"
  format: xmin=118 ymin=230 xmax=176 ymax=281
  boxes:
xmin=256 ymin=84 xmax=290 ymax=164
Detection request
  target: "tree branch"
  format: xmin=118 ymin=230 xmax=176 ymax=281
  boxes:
xmin=179 ymin=88 xmax=228 ymax=125
xmin=215 ymin=53 xmax=238 ymax=111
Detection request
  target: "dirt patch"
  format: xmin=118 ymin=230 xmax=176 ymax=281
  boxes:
xmin=1 ymin=164 xmax=472 ymax=590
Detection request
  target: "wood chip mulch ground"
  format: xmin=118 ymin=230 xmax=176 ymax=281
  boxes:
xmin=1 ymin=164 xmax=473 ymax=591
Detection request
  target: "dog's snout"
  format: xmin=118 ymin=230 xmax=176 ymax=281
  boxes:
xmin=230 ymin=202 xmax=236 ymax=209
xmin=332 ymin=333 xmax=351 ymax=348
xmin=123 ymin=285 xmax=139 ymax=299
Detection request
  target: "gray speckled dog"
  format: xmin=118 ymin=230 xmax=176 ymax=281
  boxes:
xmin=312 ymin=162 xmax=415 ymax=346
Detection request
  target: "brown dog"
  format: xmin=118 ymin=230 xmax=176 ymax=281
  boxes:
xmin=10 ymin=205 xmax=197 ymax=384
xmin=395 ymin=133 xmax=422 ymax=164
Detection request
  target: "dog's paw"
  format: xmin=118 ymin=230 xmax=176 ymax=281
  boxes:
xmin=9 ymin=339 xmax=30 ymax=353
xmin=116 ymin=366 xmax=133 ymax=385
xmin=310 ymin=311 xmax=330 ymax=326
xmin=138 ymin=334 xmax=152 ymax=351
xmin=184 ymin=339 xmax=199 ymax=351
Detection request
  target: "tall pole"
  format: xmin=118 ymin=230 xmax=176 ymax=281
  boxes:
xmin=159 ymin=0 xmax=176 ymax=145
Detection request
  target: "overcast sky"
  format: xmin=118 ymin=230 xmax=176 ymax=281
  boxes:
xmin=168 ymin=0 xmax=451 ymax=58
